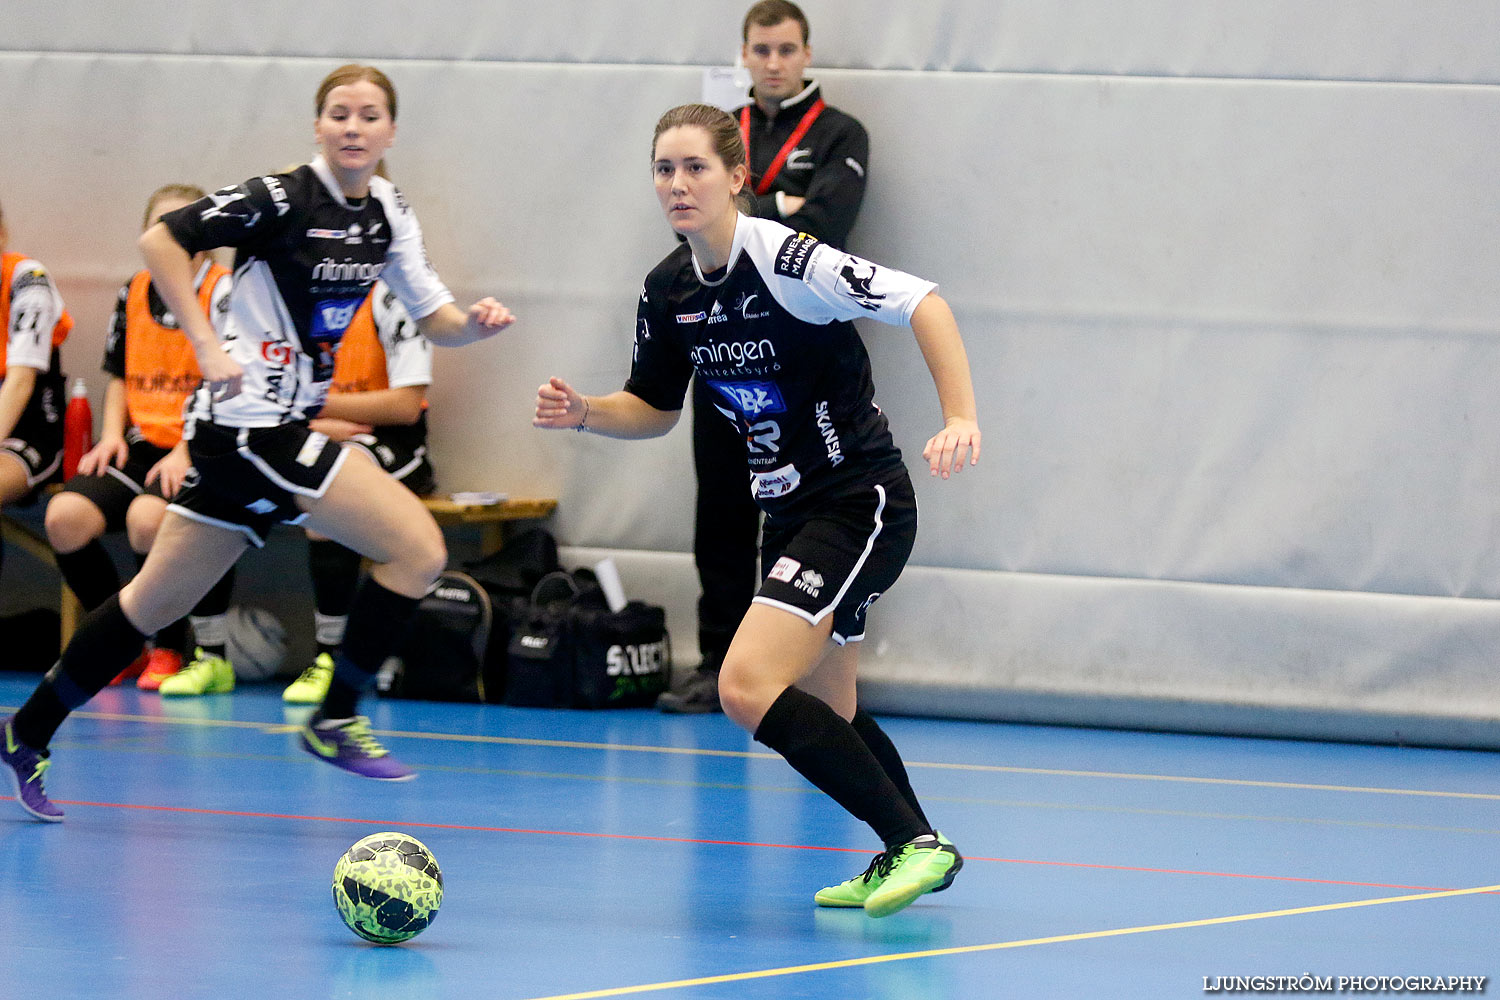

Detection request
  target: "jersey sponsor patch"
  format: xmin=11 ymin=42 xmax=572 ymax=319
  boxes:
xmin=774 ymin=233 xmax=820 ymax=280
xmin=295 ymin=431 xmax=330 ymax=468
xmin=12 ymin=267 xmax=53 ymax=294
xmin=767 ymin=555 xmax=801 ymax=583
xmin=311 ymin=297 xmax=363 ymax=338
xmin=676 ymin=310 xmax=707 ymax=324
xmin=708 ymin=380 xmax=786 ymax=419
xmin=751 ymin=463 xmax=802 ymax=500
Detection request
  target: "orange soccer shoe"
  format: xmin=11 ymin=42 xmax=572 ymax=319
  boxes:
xmin=136 ymin=649 xmax=184 ymax=691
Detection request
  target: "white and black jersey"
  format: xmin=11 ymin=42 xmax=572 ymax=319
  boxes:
xmin=160 ymin=155 xmax=452 ymax=429
xmin=625 ymin=215 xmax=936 ymax=519
xmin=4 ymin=256 xmax=65 ymax=376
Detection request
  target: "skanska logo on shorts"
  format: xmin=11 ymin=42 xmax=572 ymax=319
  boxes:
xmin=710 ymin=380 xmax=786 ymax=419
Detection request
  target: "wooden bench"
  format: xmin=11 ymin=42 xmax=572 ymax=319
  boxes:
xmin=2 ymin=493 xmax=557 ymax=647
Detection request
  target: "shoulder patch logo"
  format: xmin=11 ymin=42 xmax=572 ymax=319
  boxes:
xmin=774 ymin=232 xmax=820 ymax=280
xmin=837 ymin=262 xmax=886 ymax=312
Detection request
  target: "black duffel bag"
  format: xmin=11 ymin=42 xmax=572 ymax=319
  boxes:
xmin=505 ymin=569 xmax=671 ymax=708
xmin=384 ymin=571 xmax=492 ymax=703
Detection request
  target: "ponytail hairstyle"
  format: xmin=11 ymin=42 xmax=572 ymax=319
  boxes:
xmin=315 ymin=63 xmax=398 ymax=179
xmin=652 ymin=103 xmax=753 ymax=214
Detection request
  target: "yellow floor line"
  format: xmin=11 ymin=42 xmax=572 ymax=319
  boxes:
xmin=15 ymin=706 xmax=1500 ymax=802
xmin=522 ymin=883 xmax=1500 ymax=1000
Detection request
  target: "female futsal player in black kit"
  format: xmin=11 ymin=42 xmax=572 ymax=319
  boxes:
xmin=535 ymin=104 xmax=981 ymax=918
xmin=2 ymin=64 xmax=515 ymax=820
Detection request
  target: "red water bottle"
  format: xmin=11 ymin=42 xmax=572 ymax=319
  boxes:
xmin=63 ymin=377 xmax=93 ymax=480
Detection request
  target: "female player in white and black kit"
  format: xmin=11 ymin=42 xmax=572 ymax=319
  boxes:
xmin=2 ymin=64 xmax=515 ymax=820
xmin=534 ymin=104 xmax=980 ymax=918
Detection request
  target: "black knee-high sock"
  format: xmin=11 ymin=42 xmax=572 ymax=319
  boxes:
xmin=754 ymin=686 xmax=932 ymax=849
xmin=317 ymin=577 xmax=421 ymax=721
xmin=309 ymin=539 xmax=361 ymax=655
xmin=155 ymin=617 xmax=190 ymax=655
xmin=851 ymin=709 xmax=931 ymax=830
xmin=12 ymin=595 xmax=147 ymax=749
xmin=55 ymin=542 xmax=121 ymax=612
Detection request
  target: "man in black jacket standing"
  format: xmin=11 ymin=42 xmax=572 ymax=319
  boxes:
xmin=659 ymin=0 xmax=870 ymax=713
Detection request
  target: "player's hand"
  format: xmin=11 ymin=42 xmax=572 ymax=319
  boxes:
xmin=922 ymin=417 xmax=980 ymax=479
xmin=464 ymin=297 xmax=516 ymax=342
xmin=144 ymin=447 xmax=193 ymax=499
xmin=780 ymin=194 xmax=806 ymax=216
xmin=533 ymin=376 xmax=587 ymax=430
xmin=309 ymin=417 xmax=373 ymax=442
xmin=197 ymin=349 xmax=244 ymax=403
xmin=77 ymin=436 xmax=129 ymax=477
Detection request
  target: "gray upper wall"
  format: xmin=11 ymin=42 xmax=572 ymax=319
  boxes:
xmin=8 ymin=1 xmax=1500 ymax=83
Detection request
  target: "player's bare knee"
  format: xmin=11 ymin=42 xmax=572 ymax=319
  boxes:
xmin=44 ymin=494 xmax=102 ymax=552
xmin=408 ymin=524 xmax=448 ymax=587
xmin=715 ymin=660 xmax=766 ymax=730
xmin=124 ymin=500 xmax=165 ymax=553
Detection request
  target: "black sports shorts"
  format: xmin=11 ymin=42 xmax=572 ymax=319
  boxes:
xmin=57 ymin=436 xmax=172 ymax=528
xmin=0 ymin=368 xmax=64 ymax=498
xmin=755 ymin=471 xmax=918 ymax=645
xmin=168 ymin=420 xmax=347 ymax=547
xmin=342 ymin=430 xmax=434 ymax=497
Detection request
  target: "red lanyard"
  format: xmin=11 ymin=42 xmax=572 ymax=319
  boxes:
xmin=739 ymin=98 xmax=826 ymax=196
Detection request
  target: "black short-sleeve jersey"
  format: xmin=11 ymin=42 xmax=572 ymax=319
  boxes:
xmin=160 ymin=156 xmax=452 ymax=428
xmin=625 ymin=215 xmax=936 ymax=519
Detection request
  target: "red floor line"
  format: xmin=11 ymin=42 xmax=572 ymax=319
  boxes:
xmin=23 ymin=795 xmax=1462 ymax=895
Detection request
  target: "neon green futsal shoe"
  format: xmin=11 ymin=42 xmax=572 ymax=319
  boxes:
xmin=283 ymin=652 xmax=335 ymax=704
xmin=158 ymin=648 xmax=235 ymax=696
xmin=816 ymin=831 xmax=962 ymax=912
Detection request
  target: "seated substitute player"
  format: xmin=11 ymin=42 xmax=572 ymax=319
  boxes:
xmin=534 ymin=104 xmax=981 ymax=918
xmin=43 ymin=184 xmax=238 ymax=693
xmin=1 ymin=64 xmax=515 ymax=822
xmin=0 ymin=196 xmax=72 ymax=586
xmin=282 ymin=279 xmax=436 ymax=705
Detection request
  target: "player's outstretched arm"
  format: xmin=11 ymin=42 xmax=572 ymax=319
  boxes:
xmin=910 ymin=292 xmax=981 ymax=479
xmin=417 ymin=298 xmax=515 ymax=347
xmin=533 ymin=377 xmax=680 ymax=440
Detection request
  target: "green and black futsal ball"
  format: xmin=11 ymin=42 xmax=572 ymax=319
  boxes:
xmin=332 ymin=832 xmax=444 ymax=943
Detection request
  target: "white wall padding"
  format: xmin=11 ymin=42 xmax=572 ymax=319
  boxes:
xmin=3 ymin=4 xmax=1498 ymax=743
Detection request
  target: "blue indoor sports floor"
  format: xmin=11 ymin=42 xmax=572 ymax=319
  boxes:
xmin=2 ymin=674 xmax=1495 ymax=999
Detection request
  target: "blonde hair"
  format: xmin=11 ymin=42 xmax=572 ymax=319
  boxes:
xmin=143 ymin=184 xmax=207 ymax=229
